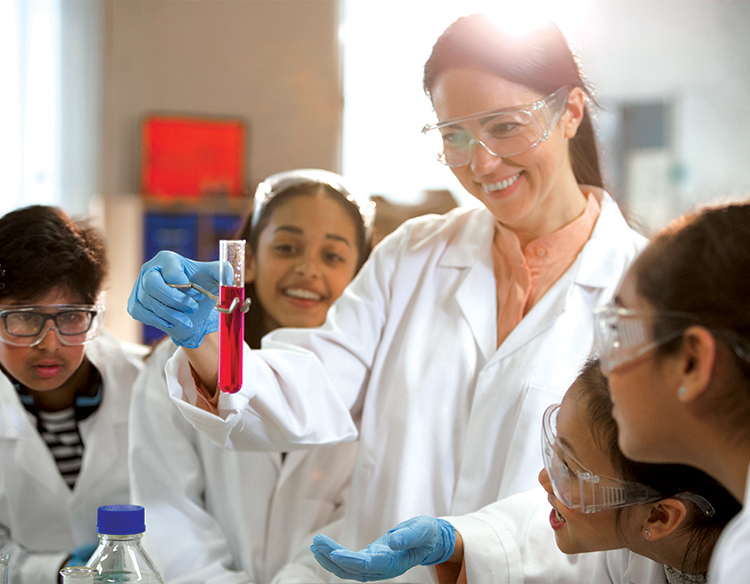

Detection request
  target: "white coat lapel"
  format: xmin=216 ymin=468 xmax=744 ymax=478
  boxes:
xmin=73 ymin=369 xmax=126 ymax=495
xmin=439 ymin=209 xmax=497 ymax=363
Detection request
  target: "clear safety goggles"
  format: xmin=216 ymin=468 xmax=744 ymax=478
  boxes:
xmin=542 ymin=403 xmax=716 ymax=516
xmin=252 ymin=168 xmax=376 ymax=243
xmin=421 ymin=86 xmax=570 ymax=167
xmin=0 ymin=304 xmax=103 ymax=347
xmin=542 ymin=403 xmax=663 ymax=513
xmin=592 ymin=304 xmax=699 ymax=375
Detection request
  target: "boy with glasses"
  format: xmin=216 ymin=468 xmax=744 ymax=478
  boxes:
xmin=0 ymin=205 xmax=144 ymax=584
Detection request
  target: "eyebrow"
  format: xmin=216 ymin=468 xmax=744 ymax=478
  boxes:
xmin=557 ymin=434 xmax=578 ymax=458
xmin=274 ymin=226 xmax=352 ymax=247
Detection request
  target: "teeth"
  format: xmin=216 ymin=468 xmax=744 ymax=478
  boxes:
xmin=555 ymin=509 xmax=565 ymax=523
xmin=285 ymin=288 xmax=323 ymax=301
xmin=484 ymin=173 xmax=521 ymax=192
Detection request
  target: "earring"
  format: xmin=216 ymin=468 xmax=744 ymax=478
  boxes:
xmin=677 ymin=386 xmax=687 ymax=398
xmin=644 ymin=528 xmax=651 ymax=540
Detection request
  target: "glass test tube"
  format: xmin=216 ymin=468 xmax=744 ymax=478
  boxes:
xmin=59 ymin=567 xmax=96 ymax=584
xmin=1 ymin=554 xmax=8 ymax=584
xmin=218 ymin=240 xmax=246 ymax=394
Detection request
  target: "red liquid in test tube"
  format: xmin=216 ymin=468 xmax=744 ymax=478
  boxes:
xmin=218 ymin=240 xmax=246 ymax=394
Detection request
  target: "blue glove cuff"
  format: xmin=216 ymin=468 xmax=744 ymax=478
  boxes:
xmin=421 ymin=518 xmax=456 ymax=566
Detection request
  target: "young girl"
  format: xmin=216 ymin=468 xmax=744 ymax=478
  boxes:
xmin=0 ymin=206 xmax=144 ymax=584
xmin=593 ymin=201 xmax=750 ymax=581
xmin=311 ymin=358 xmax=740 ymax=584
xmin=129 ymin=15 xmax=647 ymax=581
xmin=128 ymin=168 xmax=375 ymax=583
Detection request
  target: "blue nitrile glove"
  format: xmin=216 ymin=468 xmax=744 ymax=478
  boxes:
xmin=65 ymin=542 xmax=98 ymax=567
xmin=310 ymin=516 xmax=455 ymax=582
xmin=127 ymin=250 xmax=222 ymax=348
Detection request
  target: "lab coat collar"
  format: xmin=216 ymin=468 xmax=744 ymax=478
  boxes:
xmin=434 ymin=191 xmax=642 ymax=363
xmin=439 ymin=208 xmax=498 ymax=362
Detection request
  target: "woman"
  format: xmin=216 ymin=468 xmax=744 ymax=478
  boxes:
xmin=128 ymin=15 xmax=646 ymax=582
xmin=593 ymin=201 xmax=750 ymax=581
xmin=128 ymin=169 xmax=374 ymax=583
xmin=310 ymin=358 xmax=740 ymax=583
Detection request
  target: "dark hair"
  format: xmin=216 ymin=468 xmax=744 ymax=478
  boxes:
xmin=423 ymin=14 xmax=603 ymax=188
xmin=632 ymin=202 xmax=750 ymax=433
xmin=234 ymin=181 xmax=372 ymax=349
xmin=0 ymin=205 xmax=108 ymax=304
xmin=575 ymin=357 xmax=741 ymax=573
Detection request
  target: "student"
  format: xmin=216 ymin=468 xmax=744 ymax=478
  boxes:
xmin=0 ymin=205 xmax=143 ymax=584
xmin=310 ymin=357 xmax=740 ymax=583
xmin=128 ymin=15 xmax=647 ymax=581
xmin=128 ymin=169 xmax=374 ymax=583
xmin=592 ymin=201 xmax=750 ymax=582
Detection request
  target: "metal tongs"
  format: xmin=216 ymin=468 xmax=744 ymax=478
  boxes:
xmin=168 ymin=282 xmax=252 ymax=314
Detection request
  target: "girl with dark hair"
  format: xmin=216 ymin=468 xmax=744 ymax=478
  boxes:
xmin=129 ymin=15 xmax=647 ymax=582
xmin=593 ymin=201 xmax=750 ymax=581
xmin=311 ymin=358 xmax=740 ymax=583
xmin=128 ymin=169 xmax=374 ymax=584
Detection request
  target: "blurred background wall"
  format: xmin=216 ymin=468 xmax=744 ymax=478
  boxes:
xmin=3 ymin=0 xmax=749 ymax=344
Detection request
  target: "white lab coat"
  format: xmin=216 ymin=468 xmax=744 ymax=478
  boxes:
xmin=708 ymin=462 xmax=750 ymax=583
xmin=129 ymin=339 xmax=358 ymax=584
xmin=0 ymin=331 xmax=143 ymax=584
xmin=165 ymin=189 xmax=648 ymax=582
xmin=444 ymin=486 xmax=666 ymax=584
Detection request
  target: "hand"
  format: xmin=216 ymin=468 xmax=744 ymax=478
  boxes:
xmin=310 ymin=516 xmax=455 ymax=582
xmin=128 ymin=250 xmax=222 ymax=348
xmin=65 ymin=542 xmax=98 ymax=567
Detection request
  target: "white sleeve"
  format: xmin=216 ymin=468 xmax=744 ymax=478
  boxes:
xmin=164 ymin=229 xmax=403 ymax=452
xmin=442 ymin=486 xmax=606 ymax=584
xmin=128 ymin=342 xmax=257 ymax=584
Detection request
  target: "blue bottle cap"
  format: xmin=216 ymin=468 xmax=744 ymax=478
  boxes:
xmin=97 ymin=505 xmax=146 ymax=535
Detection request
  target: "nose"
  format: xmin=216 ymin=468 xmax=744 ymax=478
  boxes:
xmin=538 ymin=468 xmax=553 ymax=494
xmin=294 ymin=255 xmax=322 ymax=279
xmin=468 ymin=139 xmax=502 ymax=176
xmin=34 ymin=325 xmax=62 ymax=351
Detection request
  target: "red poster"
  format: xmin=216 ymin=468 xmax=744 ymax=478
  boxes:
xmin=142 ymin=116 xmax=245 ymax=198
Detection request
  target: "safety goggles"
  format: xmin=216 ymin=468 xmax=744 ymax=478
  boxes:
xmin=542 ymin=403 xmax=717 ymax=516
xmin=592 ymin=304 xmax=701 ymax=374
xmin=541 ymin=403 xmax=663 ymax=513
xmin=421 ymin=86 xmax=570 ymax=167
xmin=0 ymin=304 xmax=103 ymax=347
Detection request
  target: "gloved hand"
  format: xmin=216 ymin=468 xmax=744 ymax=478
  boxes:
xmin=310 ymin=516 xmax=455 ymax=582
xmin=65 ymin=542 xmax=98 ymax=567
xmin=128 ymin=250 xmax=222 ymax=348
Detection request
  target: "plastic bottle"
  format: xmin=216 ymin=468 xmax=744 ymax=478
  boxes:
xmin=86 ymin=505 xmax=163 ymax=583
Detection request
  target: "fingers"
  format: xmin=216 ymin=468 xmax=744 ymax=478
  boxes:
xmin=311 ymin=536 xmax=365 ymax=581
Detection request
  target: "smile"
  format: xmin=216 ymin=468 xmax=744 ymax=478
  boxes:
xmin=284 ymin=288 xmax=323 ymax=301
xmin=483 ymin=173 xmax=521 ymax=192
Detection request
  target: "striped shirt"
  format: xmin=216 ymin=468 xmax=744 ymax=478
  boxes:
xmin=15 ymin=366 xmax=102 ymax=490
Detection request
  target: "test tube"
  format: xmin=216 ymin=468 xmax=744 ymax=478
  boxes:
xmin=59 ymin=567 xmax=96 ymax=584
xmin=218 ymin=240 xmax=246 ymax=393
xmin=1 ymin=554 xmax=8 ymax=584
